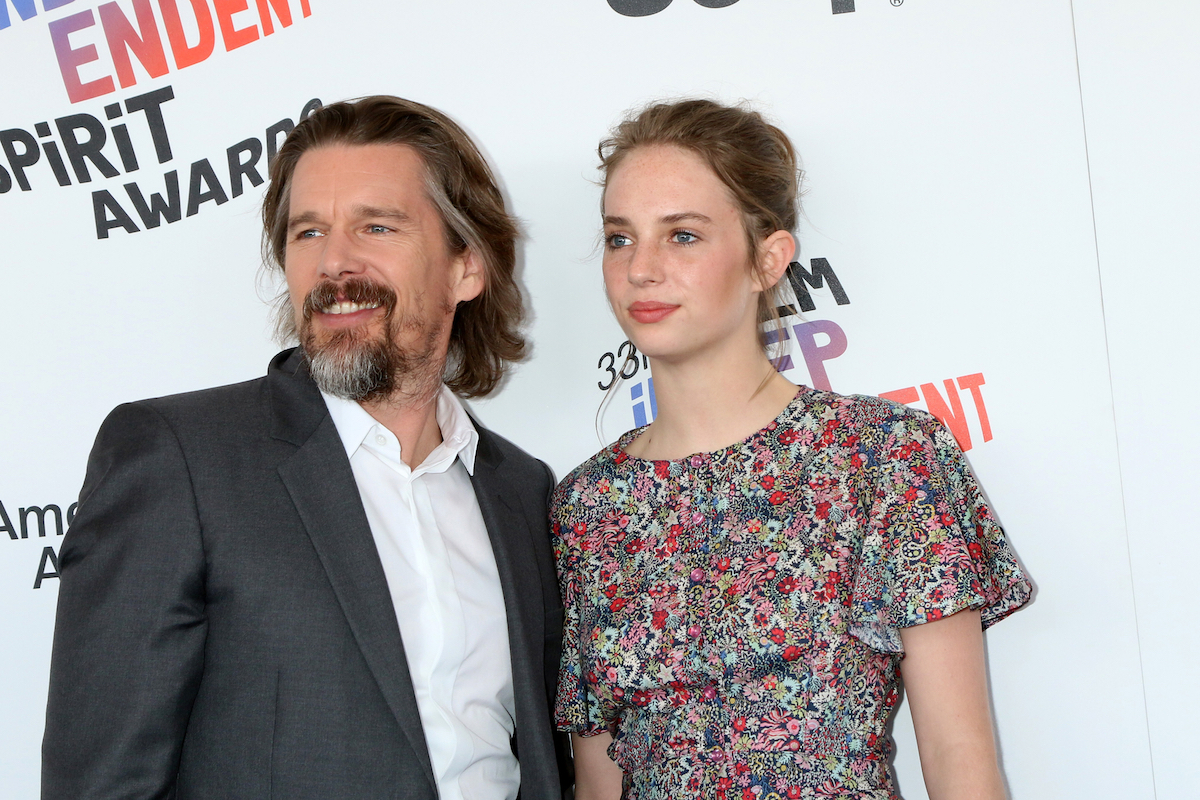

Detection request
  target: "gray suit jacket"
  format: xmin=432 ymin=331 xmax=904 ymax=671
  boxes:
xmin=43 ymin=349 xmax=570 ymax=799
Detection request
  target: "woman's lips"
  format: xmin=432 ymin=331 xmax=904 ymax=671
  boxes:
xmin=628 ymin=301 xmax=680 ymax=324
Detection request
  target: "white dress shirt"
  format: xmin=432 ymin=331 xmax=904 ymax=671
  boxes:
xmin=322 ymin=386 xmax=519 ymax=800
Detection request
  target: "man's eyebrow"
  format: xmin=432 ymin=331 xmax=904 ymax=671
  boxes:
xmin=354 ymin=205 xmax=412 ymax=222
xmin=286 ymin=207 xmax=413 ymax=230
xmin=287 ymin=210 xmax=322 ymax=230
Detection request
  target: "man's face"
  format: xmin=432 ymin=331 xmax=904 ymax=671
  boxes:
xmin=284 ymin=143 xmax=483 ymax=402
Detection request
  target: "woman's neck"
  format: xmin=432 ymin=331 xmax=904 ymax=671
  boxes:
xmin=625 ymin=337 xmax=800 ymax=461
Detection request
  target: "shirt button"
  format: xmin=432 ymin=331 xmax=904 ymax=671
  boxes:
xmin=375 ymin=434 xmax=387 ymax=445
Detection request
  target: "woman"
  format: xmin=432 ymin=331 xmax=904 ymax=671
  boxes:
xmin=551 ymin=99 xmax=1031 ymax=800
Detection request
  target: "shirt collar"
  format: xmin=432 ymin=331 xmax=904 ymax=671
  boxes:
xmin=320 ymin=384 xmax=479 ymax=475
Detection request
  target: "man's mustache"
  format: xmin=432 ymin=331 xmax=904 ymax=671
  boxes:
xmin=302 ymin=278 xmax=398 ymax=320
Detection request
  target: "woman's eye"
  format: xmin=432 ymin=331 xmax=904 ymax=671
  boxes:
xmin=606 ymin=233 xmax=632 ymax=248
xmin=671 ymin=231 xmax=698 ymax=245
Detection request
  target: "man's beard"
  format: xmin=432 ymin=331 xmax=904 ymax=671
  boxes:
xmin=297 ymin=277 xmax=452 ymax=404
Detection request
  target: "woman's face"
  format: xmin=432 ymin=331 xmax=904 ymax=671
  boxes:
xmin=602 ymin=145 xmax=762 ymax=365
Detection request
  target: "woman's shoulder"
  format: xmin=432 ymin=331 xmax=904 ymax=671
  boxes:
xmin=789 ymin=385 xmax=940 ymax=437
xmin=549 ymin=437 xmax=638 ymax=518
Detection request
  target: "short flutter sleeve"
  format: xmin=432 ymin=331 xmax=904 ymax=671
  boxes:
xmin=550 ymin=474 xmax=616 ymax=738
xmin=848 ymin=405 xmax=1031 ymax=654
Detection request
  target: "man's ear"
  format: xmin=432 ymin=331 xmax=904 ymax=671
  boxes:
xmin=755 ymin=229 xmax=796 ymax=291
xmin=453 ymin=249 xmax=485 ymax=304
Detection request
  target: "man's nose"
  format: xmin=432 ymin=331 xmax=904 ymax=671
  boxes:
xmin=318 ymin=228 xmax=367 ymax=279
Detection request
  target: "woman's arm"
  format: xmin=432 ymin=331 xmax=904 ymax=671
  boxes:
xmin=571 ymin=731 xmax=623 ymax=800
xmin=899 ymin=608 xmax=1007 ymax=800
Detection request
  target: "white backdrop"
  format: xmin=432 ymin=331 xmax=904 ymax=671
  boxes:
xmin=2 ymin=1 xmax=1196 ymax=797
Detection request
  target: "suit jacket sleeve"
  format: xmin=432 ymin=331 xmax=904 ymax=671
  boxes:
xmin=43 ymin=402 xmax=208 ymax=800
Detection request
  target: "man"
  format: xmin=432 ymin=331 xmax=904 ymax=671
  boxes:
xmin=43 ymin=96 xmax=568 ymax=800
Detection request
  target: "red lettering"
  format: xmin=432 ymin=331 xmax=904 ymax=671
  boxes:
xmin=99 ymin=0 xmax=169 ymax=90
xmin=213 ymin=0 xmax=258 ymax=50
xmin=957 ymin=372 xmax=992 ymax=442
xmin=49 ymin=10 xmax=115 ymax=103
xmin=920 ymin=379 xmax=972 ymax=452
xmin=300 ymin=0 xmax=310 ymax=17
xmin=879 ymin=387 xmax=918 ymax=405
xmin=159 ymin=0 xmax=215 ymax=69
xmin=255 ymin=0 xmax=291 ymax=35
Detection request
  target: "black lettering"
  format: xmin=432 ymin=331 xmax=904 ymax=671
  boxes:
xmin=265 ymin=118 xmax=293 ymax=166
xmin=299 ymin=97 xmax=322 ymax=120
xmin=832 ymin=0 xmax=855 ymax=12
xmin=34 ymin=547 xmax=60 ymax=589
xmin=125 ymin=171 xmax=182 ymax=228
xmin=125 ymin=85 xmax=176 ymax=164
xmin=0 ymin=162 xmax=10 ymax=193
xmin=608 ymin=0 xmax=672 ymax=16
xmin=20 ymin=504 xmax=64 ymax=538
xmin=0 ymin=499 xmax=16 ymax=540
xmin=56 ymin=113 xmax=119 ymax=183
xmin=186 ymin=158 xmax=228 ymax=216
xmin=786 ymin=258 xmax=851 ymax=312
xmin=36 ymin=124 xmax=73 ymax=186
xmin=693 ymin=0 xmax=739 ymax=6
xmin=110 ymin=123 xmax=139 ymax=172
xmin=226 ymin=137 xmax=263 ymax=198
xmin=0 ymin=128 xmax=39 ymax=191
xmin=93 ymin=189 xmax=141 ymax=238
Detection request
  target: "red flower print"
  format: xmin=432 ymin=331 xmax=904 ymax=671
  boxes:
xmin=777 ymin=576 xmax=799 ymax=593
xmin=968 ymin=542 xmax=983 ymax=561
xmin=655 ymin=461 xmax=669 ymax=479
xmin=779 ymin=429 xmax=799 ymax=444
xmin=769 ymin=490 xmax=788 ymax=505
xmin=603 ymin=584 xmax=618 ymax=598
xmin=631 ymin=689 xmax=652 ymax=706
xmin=815 ymin=501 xmax=831 ymax=520
xmin=782 ymin=645 xmax=802 ymax=661
xmin=652 ymin=610 xmax=668 ymax=630
xmin=762 ymin=475 xmax=776 ymax=490
xmin=904 ymin=486 xmax=918 ymax=502
xmin=610 ymin=597 xmax=627 ymax=612
xmin=733 ymin=716 xmax=747 ymax=732
xmin=770 ymin=627 xmax=786 ymax=644
xmin=717 ymin=557 xmax=731 ymax=572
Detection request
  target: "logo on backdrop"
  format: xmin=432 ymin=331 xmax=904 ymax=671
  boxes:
xmin=595 ymin=257 xmax=994 ymax=452
xmin=1 ymin=0 xmax=313 ymax=103
xmin=0 ymin=87 xmax=322 ymax=238
xmin=0 ymin=498 xmax=77 ymax=589
xmin=606 ymin=0 xmax=900 ymax=17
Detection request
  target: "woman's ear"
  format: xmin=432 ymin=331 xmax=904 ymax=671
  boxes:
xmin=755 ymin=229 xmax=796 ymax=291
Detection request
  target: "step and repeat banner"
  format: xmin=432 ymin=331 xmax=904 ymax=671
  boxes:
xmin=2 ymin=1 xmax=1195 ymax=797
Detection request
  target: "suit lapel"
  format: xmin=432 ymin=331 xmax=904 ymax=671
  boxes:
xmin=469 ymin=430 xmax=547 ymax=746
xmin=269 ymin=351 xmax=437 ymax=794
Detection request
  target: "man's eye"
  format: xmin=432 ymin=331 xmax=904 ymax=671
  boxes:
xmin=297 ymin=229 xmax=323 ymax=239
xmin=368 ymin=224 xmax=391 ymax=234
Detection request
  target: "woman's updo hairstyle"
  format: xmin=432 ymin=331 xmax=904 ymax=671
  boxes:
xmin=598 ymin=98 xmax=803 ymax=335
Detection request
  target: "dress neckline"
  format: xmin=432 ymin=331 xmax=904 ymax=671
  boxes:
xmin=614 ymin=385 xmax=811 ymax=465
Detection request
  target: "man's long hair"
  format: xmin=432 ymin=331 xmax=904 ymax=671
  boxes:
xmin=262 ymin=95 xmax=526 ymax=398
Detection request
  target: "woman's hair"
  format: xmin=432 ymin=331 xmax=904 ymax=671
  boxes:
xmin=598 ymin=98 xmax=803 ymax=343
xmin=261 ymin=95 xmax=525 ymax=398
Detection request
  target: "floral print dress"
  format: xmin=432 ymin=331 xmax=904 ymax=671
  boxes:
xmin=552 ymin=387 xmax=1031 ymax=799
